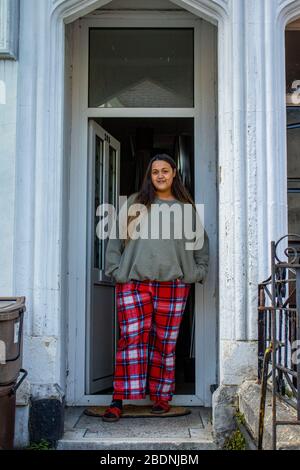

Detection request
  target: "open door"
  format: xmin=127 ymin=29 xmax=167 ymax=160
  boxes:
xmin=86 ymin=120 xmax=120 ymax=394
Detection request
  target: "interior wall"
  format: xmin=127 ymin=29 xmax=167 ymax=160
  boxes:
xmin=97 ymin=117 xmax=194 ymax=196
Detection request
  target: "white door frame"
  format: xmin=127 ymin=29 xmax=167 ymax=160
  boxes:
xmin=67 ymin=11 xmax=218 ymax=406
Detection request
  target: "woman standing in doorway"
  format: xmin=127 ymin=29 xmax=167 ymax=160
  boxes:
xmin=103 ymin=153 xmax=209 ymax=422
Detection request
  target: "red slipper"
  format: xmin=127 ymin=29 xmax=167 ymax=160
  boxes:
xmin=102 ymin=406 xmax=122 ymax=422
xmin=151 ymin=400 xmax=171 ymax=414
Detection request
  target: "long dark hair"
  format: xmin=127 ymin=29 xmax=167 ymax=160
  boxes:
xmin=124 ymin=153 xmax=196 ymax=246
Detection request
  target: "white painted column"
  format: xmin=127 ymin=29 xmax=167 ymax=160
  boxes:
xmin=14 ymin=0 xmax=65 ymax=397
xmin=0 ymin=60 xmax=17 ymax=294
xmin=218 ymin=0 xmax=254 ymax=387
xmin=0 ymin=0 xmax=19 ymax=293
xmin=217 ymin=0 xmax=290 ymax=388
xmin=213 ymin=0 xmax=300 ymax=443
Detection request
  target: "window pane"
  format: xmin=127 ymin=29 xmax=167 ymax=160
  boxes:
xmin=287 ymin=111 xmax=300 ymax=238
xmin=288 ymin=179 xmax=300 ymax=192
xmin=287 ymin=106 xmax=300 ymax=127
xmin=287 ymin=110 xmax=300 ymax=178
xmin=108 ymin=146 xmax=117 ymax=206
xmin=285 ymin=31 xmax=300 ymax=106
xmin=89 ymin=28 xmax=194 ymax=108
xmin=286 ymin=30 xmax=300 ymax=242
xmin=94 ymin=135 xmax=104 ymax=270
xmin=288 ymin=193 xmax=300 ymax=235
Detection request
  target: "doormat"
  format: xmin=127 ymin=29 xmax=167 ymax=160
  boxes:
xmin=84 ymin=404 xmax=191 ymax=418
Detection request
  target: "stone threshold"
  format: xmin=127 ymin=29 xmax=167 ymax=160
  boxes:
xmin=57 ymin=406 xmax=217 ymax=450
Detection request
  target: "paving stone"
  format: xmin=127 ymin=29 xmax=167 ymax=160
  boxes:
xmin=78 ymin=416 xmax=191 ymax=438
xmin=185 ymin=408 xmax=205 ymax=428
xmin=199 ymin=407 xmax=213 ymax=427
xmin=61 ymin=430 xmax=87 ymax=440
xmin=64 ymin=406 xmax=86 ymax=431
xmin=189 ymin=427 xmax=214 ymax=440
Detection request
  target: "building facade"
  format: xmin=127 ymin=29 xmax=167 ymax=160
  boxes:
xmin=1 ymin=0 xmax=300 ymax=447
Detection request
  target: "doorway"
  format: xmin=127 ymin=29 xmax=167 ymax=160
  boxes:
xmin=86 ymin=117 xmax=195 ymax=396
xmin=66 ymin=11 xmax=218 ymax=407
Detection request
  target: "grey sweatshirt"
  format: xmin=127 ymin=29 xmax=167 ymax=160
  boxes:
xmin=104 ymin=192 xmax=209 ymax=284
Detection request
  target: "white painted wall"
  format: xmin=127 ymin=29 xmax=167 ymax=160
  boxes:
xmin=0 ymin=60 xmax=17 ymax=295
xmin=4 ymin=0 xmax=300 ymax=442
xmin=12 ymin=0 xmax=298 ymax=394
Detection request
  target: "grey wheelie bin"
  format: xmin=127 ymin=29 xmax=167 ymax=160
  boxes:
xmin=0 ymin=297 xmax=27 ymax=449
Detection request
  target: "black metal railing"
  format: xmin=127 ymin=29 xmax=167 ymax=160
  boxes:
xmin=257 ymin=234 xmax=300 ymax=450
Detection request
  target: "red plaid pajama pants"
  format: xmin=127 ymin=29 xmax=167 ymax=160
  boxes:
xmin=112 ymin=279 xmax=191 ymax=402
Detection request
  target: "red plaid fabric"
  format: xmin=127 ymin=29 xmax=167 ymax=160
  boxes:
xmin=112 ymin=279 xmax=191 ymax=401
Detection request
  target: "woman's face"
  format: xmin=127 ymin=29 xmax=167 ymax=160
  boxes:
xmin=151 ymin=160 xmax=176 ymax=194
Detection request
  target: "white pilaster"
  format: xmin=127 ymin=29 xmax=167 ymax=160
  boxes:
xmin=218 ymin=0 xmax=294 ymax=385
xmin=14 ymin=0 xmax=64 ymax=394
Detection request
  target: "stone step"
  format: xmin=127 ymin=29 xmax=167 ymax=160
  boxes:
xmin=58 ymin=405 xmax=217 ymax=450
xmin=238 ymin=380 xmax=300 ymax=450
xmin=57 ymin=434 xmax=217 ymax=450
